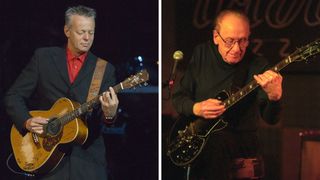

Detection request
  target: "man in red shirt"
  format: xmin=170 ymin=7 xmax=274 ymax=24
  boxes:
xmin=5 ymin=5 xmax=118 ymax=179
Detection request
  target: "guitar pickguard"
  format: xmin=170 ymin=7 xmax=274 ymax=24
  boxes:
xmin=42 ymin=132 xmax=63 ymax=151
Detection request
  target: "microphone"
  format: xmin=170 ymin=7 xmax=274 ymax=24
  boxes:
xmin=168 ymin=50 xmax=183 ymax=89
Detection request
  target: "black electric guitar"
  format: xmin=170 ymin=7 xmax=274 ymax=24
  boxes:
xmin=167 ymin=40 xmax=320 ymax=167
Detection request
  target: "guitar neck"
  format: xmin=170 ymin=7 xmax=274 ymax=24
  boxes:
xmin=223 ymin=55 xmax=295 ymax=109
xmin=59 ymin=83 xmax=123 ymax=125
xmin=80 ymin=83 xmax=123 ymax=113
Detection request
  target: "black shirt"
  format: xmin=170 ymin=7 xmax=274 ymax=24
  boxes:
xmin=172 ymin=41 xmax=281 ymax=132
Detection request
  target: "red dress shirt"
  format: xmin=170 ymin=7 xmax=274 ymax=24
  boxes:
xmin=66 ymin=48 xmax=87 ymax=83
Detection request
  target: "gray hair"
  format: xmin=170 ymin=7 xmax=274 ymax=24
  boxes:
xmin=65 ymin=5 xmax=96 ymax=27
xmin=213 ymin=9 xmax=249 ymax=31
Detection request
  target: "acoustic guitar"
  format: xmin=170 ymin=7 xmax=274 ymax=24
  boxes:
xmin=10 ymin=69 xmax=149 ymax=174
xmin=167 ymin=40 xmax=320 ymax=167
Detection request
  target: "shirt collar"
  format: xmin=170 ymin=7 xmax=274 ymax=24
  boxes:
xmin=66 ymin=47 xmax=88 ymax=63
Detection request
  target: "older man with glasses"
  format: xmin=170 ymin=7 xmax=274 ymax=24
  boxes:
xmin=171 ymin=9 xmax=282 ymax=179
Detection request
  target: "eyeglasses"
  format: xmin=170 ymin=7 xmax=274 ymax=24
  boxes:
xmin=216 ymin=31 xmax=249 ymax=49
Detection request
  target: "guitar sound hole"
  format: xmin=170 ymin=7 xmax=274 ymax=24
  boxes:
xmin=46 ymin=118 xmax=61 ymax=136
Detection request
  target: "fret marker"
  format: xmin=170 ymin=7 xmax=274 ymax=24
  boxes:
xmin=120 ymin=83 xmax=124 ymax=89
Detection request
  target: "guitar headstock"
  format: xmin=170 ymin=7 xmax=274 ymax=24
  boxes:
xmin=121 ymin=69 xmax=149 ymax=90
xmin=291 ymin=39 xmax=320 ymax=62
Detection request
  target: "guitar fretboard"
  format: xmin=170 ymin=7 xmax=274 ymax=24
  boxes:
xmin=53 ymin=69 xmax=149 ymax=126
xmin=58 ymin=83 xmax=123 ymax=125
xmin=223 ymin=55 xmax=297 ymax=109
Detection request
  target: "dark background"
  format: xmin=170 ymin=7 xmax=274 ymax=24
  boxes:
xmin=0 ymin=0 xmax=158 ymax=180
xmin=162 ymin=0 xmax=320 ymax=180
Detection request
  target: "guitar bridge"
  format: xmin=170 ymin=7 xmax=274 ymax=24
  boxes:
xmin=32 ymin=133 xmax=40 ymax=147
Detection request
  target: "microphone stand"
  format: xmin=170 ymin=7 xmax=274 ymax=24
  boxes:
xmin=163 ymin=50 xmax=183 ymax=100
xmin=162 ymin=66 xmax=175 ymax=100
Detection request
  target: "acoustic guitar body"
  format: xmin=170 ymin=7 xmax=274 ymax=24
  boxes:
xmin=10 ymin=97 xmax=88 ymax=174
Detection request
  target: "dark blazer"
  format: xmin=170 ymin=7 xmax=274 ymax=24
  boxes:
xmin=4 ymin=46 xmax=116 ymax=135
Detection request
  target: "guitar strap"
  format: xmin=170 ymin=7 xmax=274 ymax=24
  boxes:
xmin=86 ymin=58 xmax=108 ymax=102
